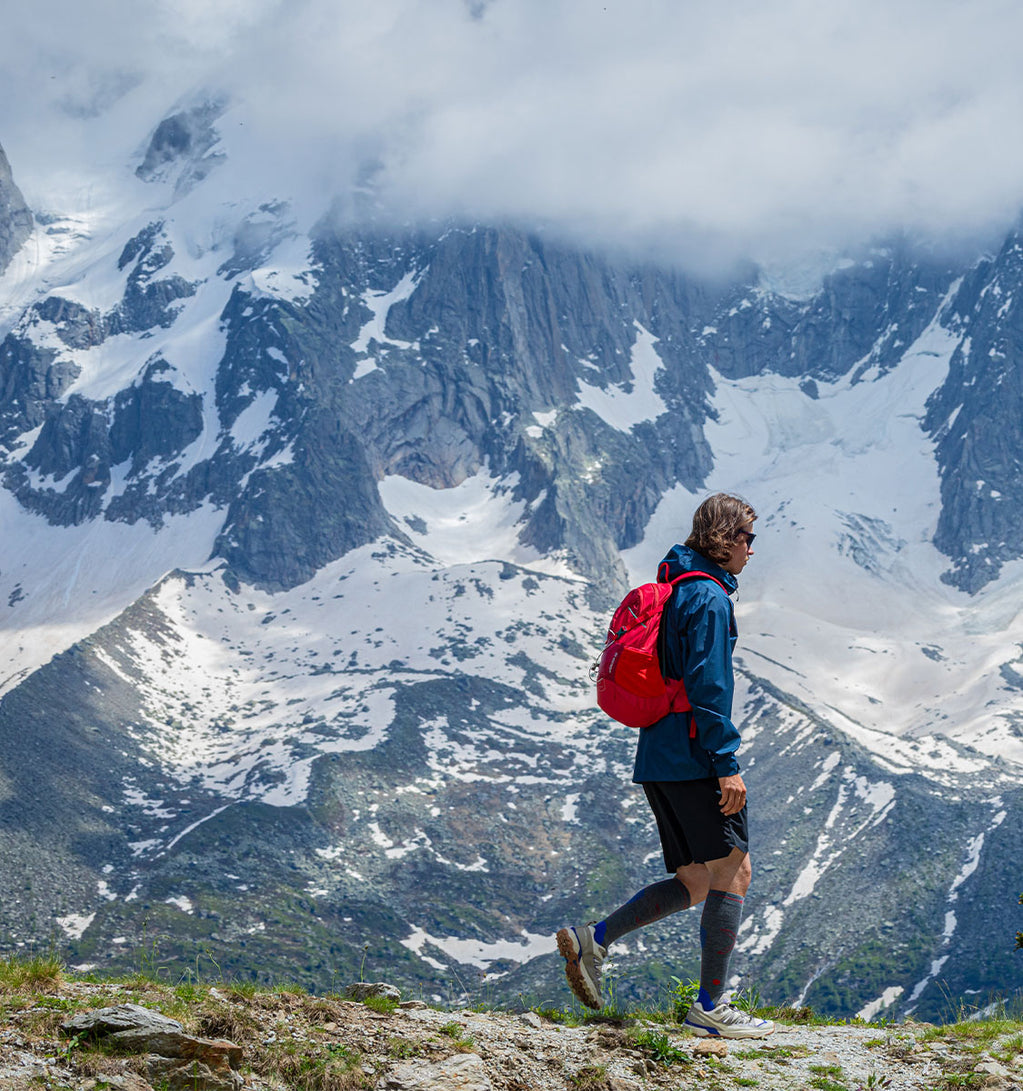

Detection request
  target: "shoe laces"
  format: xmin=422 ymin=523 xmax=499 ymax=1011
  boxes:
xmin=713 ymin=1004 xmax=760 ymax=1025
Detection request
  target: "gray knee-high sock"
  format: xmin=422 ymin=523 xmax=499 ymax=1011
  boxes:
xmin=698 ymin=889 xmax=744 ymax=1006
xmin=596 ymin=877 xmax=691 ymax=947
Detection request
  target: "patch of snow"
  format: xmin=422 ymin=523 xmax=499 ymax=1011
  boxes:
xmin=56 ymin=913 xmax=95 ymax=940
xmin=351 ymin=270 xmax=420 ymax=364
xmin=241 ymin=234 xmax=319 ymax=302
xmin=857 ymin=985 xmax=905 ymax=1021
xmin=575 ymin=323 xmax=666 ymax=432
xmin=379 ymin=468 xmax=576 ymax=578
xmin=231 ymin=389 xmax=279 ymax=450
xmin=400 ymin=925 xmax=555 ymax=972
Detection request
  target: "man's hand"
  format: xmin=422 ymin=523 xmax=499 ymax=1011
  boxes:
xmin=718 ymin=773 xmax=747 ymax=816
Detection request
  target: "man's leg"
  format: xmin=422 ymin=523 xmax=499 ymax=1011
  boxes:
xmin=684 ymin=848 xmax=774 ymax=1038
xmin=595 ymin=870 xmax=696 ymax=948
xmin=698 ymin=848 xmax=750 ymax=1006
xmin=558 ymin=868 xmax=702 ymax=1010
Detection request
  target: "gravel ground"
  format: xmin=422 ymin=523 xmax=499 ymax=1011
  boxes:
xmin=0 ymin=978 xmax=1020 ymax=1091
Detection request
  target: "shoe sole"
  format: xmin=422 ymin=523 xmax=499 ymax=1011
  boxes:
xmin=555 ymin=928 xmax=601 ymax=1010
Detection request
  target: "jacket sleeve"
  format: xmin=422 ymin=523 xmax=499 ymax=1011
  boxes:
xmin=678 ymin=587 xmax=741 ymax=777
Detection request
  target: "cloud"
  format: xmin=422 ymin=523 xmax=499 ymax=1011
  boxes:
xmin=3 ymin=0 xmax=1023 ymax=270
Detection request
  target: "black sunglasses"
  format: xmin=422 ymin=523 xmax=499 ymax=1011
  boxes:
xmin=737 ymin=530 xmax=756 ymax=547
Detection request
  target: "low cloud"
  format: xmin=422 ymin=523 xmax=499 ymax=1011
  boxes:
xmin=3 ymin=0 xmax=1023 ymax=271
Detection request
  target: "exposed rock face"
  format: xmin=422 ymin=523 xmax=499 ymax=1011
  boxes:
xmin=924 ymin=229 xmax=1023 ymax=590
xmin=136 ymin=99 xmax=227 ymax=196
xmin=0 ymin=143 xmax=32 ymax=275
xmin=282 ymin=225 xmax=719 ymax=597
xmin=0 ymin=334 xmax=80 ymax=446
xmin=704 ymin=246 xmax=957 ymax=381
xmin=4 ymin=215 xmax=1022 ymax=592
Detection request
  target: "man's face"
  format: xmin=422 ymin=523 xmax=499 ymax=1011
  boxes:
xmin=721 ymin=524 xmax=755 ymax=575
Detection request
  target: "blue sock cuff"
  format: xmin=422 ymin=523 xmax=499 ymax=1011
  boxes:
xmin=593 ymin=921 xmax=607 ymax=947
xmin=697 ymin=986 xmax=715 ymax=1008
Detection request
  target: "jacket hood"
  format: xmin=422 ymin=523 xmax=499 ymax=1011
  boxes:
xmin=656 ymin=543 xmax=738 ymax=595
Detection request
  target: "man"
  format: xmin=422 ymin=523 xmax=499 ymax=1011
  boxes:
xmin=557 ymin=493 xmax=773 ymax=1039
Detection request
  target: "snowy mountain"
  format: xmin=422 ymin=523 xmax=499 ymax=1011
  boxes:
xmin=0 ymin=99 xmax=1020 ymax=1023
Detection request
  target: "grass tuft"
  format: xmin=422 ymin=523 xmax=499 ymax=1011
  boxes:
xmin=0 ymin=953 xmax=63 ymax=993
xmin=361 ymin=993 xmax=398 ymax=1015
xmin=569 ymin=1064 xmax=611 ymax=1090
xmin=438 ymin=1021 xmax=475 ymax=1051
xmin=628 ymin=1027 xmax=691 ymax=1067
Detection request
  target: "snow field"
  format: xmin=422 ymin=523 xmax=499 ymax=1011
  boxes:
xmin=106 ymin=533 xmax=602 ymax=819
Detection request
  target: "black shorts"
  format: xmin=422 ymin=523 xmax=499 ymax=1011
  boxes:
xmin=643 ymin=778 xmax=749 ymax=871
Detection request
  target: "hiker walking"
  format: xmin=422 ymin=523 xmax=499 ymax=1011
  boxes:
xmin=557 ymin=492 xmax=774 ymax=1039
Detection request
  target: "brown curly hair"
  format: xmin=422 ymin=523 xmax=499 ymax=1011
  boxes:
xmin=684 ymin=492 xmax=757 ymax=565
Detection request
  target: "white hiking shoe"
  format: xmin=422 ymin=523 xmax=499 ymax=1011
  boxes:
xmin=556 ymin=923 xmax=606 ymax=1009
xmin=684 ymin=1000 xmax=775 ymax=1039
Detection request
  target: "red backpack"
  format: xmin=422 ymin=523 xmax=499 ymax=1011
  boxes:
xmin=592 ymin=569 xmax=726 ymax=729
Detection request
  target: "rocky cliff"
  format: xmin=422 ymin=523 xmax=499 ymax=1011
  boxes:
xmin=0 ymin=144 xmax=32 ymax=276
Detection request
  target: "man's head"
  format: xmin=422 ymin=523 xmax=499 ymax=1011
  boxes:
xmin=685 ymin=492 xmax=757 ymax=575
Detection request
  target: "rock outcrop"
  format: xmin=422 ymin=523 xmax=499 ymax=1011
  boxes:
xmin=0 ymin=143 xmax=32 ymax=276
xmin=61 ymin=1003 xmax=243 ymax=1091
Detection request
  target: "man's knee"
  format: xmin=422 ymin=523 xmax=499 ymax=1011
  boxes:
xmin=705 ymin=847 xmax=751 ymax=895
xmin=675 ymin=862 xmax=710 ymax=905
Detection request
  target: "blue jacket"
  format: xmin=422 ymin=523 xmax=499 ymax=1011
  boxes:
xmin=633 ymin=544 xmax=741 ymax=782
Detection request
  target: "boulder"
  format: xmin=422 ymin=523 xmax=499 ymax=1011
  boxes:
xmin=346 ymin=982 xmax=401 ymax=1002
xmin=380 ymin=1052 xmax=491 ymax=1090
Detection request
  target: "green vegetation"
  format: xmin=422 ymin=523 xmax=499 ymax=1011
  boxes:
xmin=569 ymin=1064 xmax=610 ymax=1090
xmin=438 ymin=1021 xmax=475 ymax=1050
xmin=360 ymin=993 xmax=397 ymax=1015
xmin=261 ymin=1038 xmax=367 ymax=1091
xmin=628 ymin=1026 xmax=691 ymax=1067
xmin=0 ymin=953 xmax=63 ymax=992
xmin=667 ymin=974 xmax=699 ymax=1020
xmin=809 ymin=1077 xmax=849 ymax=1091
xmin=809 ymin=1061 xmax=849 ymax=1090
xmin=732 ymin=982 xmax=764 ymax=1014
xmin=731 ymin=1043 xmax=813 ymax=1064
xmin=385 ymin=1035 xmax=420 ymax=1059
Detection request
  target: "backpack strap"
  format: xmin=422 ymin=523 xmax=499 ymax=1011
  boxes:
xmin=656 ymin=569 xmax=729 ymax=736
xmin=657 ymin=562 xmax=728 ymax=593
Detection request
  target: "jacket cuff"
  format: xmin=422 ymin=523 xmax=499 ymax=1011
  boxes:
xmin=712 ymin=755 xmax=741 ymax=777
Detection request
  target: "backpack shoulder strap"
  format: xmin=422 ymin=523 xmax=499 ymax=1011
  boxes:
xmin=656 ymin=569 xmax=729 ymax=680
xmin=656 ymin=563 xmax=727 ymax=593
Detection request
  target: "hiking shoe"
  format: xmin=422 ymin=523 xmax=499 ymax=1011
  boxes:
xmin=684 ymin=1000 xmax=775 ymax=1039
xmin=556 ymin=924 xmax=606 ymax=1009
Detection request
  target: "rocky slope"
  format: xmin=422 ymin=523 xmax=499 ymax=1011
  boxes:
xmin=2 ymin=972 xmax=1021 ymax=1091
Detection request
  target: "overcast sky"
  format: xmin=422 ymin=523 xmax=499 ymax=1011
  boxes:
xmin=3 ymin=0 xmax=1023 ymax=272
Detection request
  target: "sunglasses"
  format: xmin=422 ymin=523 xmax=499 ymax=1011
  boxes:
xmin=737 ymin=530 xmax=756 ymax=547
